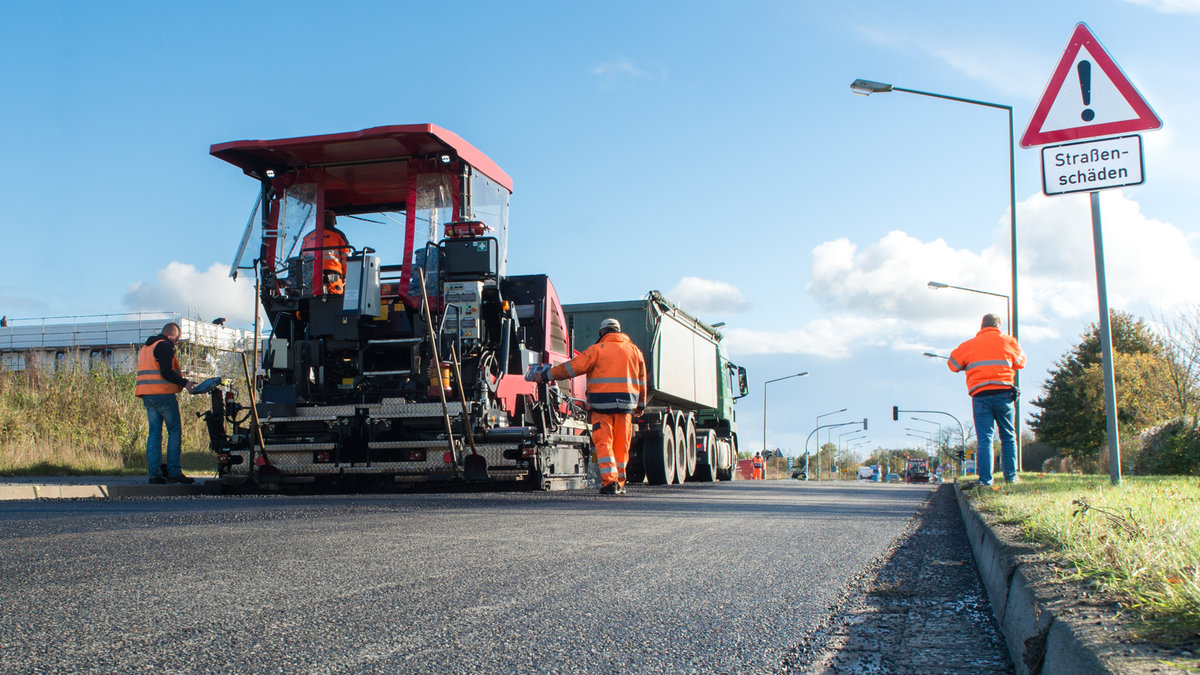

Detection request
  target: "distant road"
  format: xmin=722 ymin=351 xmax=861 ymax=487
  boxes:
xmin=0 ymin=481 xmax=932 ymax=673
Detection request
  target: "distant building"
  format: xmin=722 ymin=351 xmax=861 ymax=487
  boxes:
xmin=0 ymin=312 xmax=255 ymax=376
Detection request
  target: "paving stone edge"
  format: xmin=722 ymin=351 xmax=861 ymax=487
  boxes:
xmin=0 ymin=482 xmax=217 ymax=500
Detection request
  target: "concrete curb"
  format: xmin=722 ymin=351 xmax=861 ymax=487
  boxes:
xmin=0 ymin=481 xmax=217 ymax=500
xmin=955 ymin=484 xmax=1160 ymax=675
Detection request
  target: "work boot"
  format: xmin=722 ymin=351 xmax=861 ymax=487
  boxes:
xmin=148 ymin=476 xmax=166 ymax=485
xmin=166 ymin=473 xmax=195 ymax=485
xmin=615 ymin=484 xmax=627 ymax=495
xmin=598 ymin=483 xmax=617 ymax=495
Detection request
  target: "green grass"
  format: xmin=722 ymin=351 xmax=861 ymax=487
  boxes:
xmin=0 ymin=366 xmax=218 ymax=476
xmin=968 ymin=474 xmax=1200 ymax=644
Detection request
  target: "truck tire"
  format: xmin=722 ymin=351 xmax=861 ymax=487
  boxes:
xmin=693 ymin=429 xmax=716 ymax=482
xmin=715 ymin=435 xmax=737 ymax=481
xmin=682 ymin=414 xmax=697 ymax=481
xmin=627 ymin=434 xmax=646 ymax=484
xmin=644 ymin=423 xmax=675 ymax=485
xmin=669 ymin=412 xmax=687 ymax=485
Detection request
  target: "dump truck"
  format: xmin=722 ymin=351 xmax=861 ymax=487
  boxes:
xmin=201 ymin=125 xmax=593 ymax=490
xmin=564 ymin=292 xmax=749 ymax=484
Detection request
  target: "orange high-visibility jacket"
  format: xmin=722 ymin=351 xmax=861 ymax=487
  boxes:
xmin=948 ymin=326 xmax=1026 ymax=396
xmin=752 ymin=458 xmax=763 ymax=469
xmin=302 ymin=227 xmax=350 ymax=294
xmin=135 ymin=337 xmax=184 ymax=397
xmin=550 ymin=332 xmax=647 ymax=413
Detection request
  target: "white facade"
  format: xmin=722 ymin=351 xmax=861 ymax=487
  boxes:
xmin=0 ymin=312 xmax=255 ymax=375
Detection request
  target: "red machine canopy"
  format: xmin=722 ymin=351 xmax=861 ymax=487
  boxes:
xmin=210 ymin=124 xmax=513 ymax=211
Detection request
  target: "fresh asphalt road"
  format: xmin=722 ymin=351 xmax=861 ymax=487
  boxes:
xmin=0 ymin=480 xmax=933 ymax=674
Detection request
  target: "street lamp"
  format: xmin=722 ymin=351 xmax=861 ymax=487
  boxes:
xmin=763 ymin=372 xmax=808 ymax=455
xmin=856 ymin=77 xmax=1020 ymax=476
xmin=814 ymin=407 xmax=848 ymax=480
xmin=849 ymin=80 xmax=1016 ymax=346
xmin=928 ymin=281 xmax=1011 ymax=333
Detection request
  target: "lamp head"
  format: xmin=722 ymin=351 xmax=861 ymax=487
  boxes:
xmin=927 ymin=281 xmax=948 ymax=289
xmin=851 ymin=79 xmax=894 ymax=96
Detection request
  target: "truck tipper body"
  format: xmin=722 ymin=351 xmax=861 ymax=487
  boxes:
xmin=564 ymin=291 xmax=749 ymax=484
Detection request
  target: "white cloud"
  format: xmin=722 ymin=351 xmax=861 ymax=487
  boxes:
xmin=1124 ymin=0 xmax=1200 ymax=13
xmin=591 ymin=60 xmax=662 ymax=85
xmin=666 ymin=277 xmax=749 ymax=314
xmin=124 ymin=261 xmax=258 ymax=326
xmin=854 ymin=26 xmax=1043 ymax=98
xmin=726 ymin=191 xmax=1199 ymax=357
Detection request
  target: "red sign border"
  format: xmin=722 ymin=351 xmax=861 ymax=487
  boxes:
xmin=1020 ymin=23 xmax=1161 ymax=148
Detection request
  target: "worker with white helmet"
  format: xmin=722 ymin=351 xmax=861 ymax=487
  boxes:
xmin=528 ymin=317 xmax=647 ymax=495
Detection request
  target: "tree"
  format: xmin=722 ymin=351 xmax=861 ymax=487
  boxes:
xmin=1030 ymin=310 xmax=1182 ymax=459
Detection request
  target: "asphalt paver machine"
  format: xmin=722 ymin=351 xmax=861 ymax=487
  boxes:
xmin=204 ymin=125 xmax=591 ymax=490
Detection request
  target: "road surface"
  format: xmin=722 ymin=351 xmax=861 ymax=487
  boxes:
xmin=2 ymin=480 xmax=940 ymax=673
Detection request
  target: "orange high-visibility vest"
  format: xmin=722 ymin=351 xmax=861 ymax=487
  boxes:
xmin=948 ymin=326 xmax=1026 ymax=396
xmin=550 ymin=332 xmax=647 ymax=413
xmin=135 ymin=337 xmax=183 ymax=397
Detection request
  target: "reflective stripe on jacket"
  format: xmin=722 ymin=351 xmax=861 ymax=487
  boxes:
xmin=549 ymin=332 xmax=647 ymax=413
xmin=135 ymin=337 xmax=183 ymax=397
xmin=948 ymin=326 xmax=1025 ymax=396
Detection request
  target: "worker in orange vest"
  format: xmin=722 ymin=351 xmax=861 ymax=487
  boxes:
xmin=529 ymin=318 xmax=647 ymax=495
xmin=301 ymin=211 xmax=351 ymax=295
xmin=134 ymin=322 xmax=196 ymax=484
xmin=948 ymin=313 xmax=1026 ymax=487
xmin=752 ymin=452 xmax=765 ymax=479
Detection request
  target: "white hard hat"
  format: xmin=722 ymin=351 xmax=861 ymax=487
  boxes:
xmin=599 ymin=318 xmax=621 ymax=334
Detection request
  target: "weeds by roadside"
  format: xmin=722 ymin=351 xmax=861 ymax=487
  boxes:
xmin=968 ymin=474 xmax=1200 ymax=645
xmin=0 ymin=366 xmax=216 ymax=476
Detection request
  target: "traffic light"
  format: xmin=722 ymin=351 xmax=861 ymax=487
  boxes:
xmin=892 ymin=406 xmax=899 ymax=421
xmin=956 ymin=448 xmax=966 ymax=462
xmin=863 ymin=417 xmax=869 ymax=431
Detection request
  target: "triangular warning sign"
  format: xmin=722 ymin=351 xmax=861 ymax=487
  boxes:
xmin=1020 ymin=23 xmax=1161 ymax=148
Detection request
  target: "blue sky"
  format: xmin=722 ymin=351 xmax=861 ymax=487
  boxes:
xmin=3 ymin=1 xmax=1198 ymax=459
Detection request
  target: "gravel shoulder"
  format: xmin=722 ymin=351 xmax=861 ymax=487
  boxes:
xmin=784 ymin=483 xmax=1013 ymax=674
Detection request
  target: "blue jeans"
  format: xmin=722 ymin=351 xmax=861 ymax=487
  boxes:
xmin=972 ymin=390 xmax=1017 ymax=485
xmin=143 ymin=394 xmax=182 ymax=478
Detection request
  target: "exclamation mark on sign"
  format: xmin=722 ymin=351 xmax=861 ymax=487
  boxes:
xmin=1078 ymin=60 xmax=1095 ymax=122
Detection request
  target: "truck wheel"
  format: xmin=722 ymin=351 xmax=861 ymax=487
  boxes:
xmin=669 ymin=413 xmax=687 ymax=485
xmin=693 ymin=429 xmax=716 ymax=482
xmin=682 ymin=414 xmax=697 ymax=481
xmin=627 ymin=434 xmax=646 ymax=484
xmin=644 ymin=423 xmax=674 ymax=485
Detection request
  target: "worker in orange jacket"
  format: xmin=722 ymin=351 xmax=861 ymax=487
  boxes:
xmin=302 ymin=211 xmax=351 ymax=295
xmin=529 ymin=318 xmax=647 ymax=495
xmin=948 ymin=313 xmax=1026 ymax=487
xmin=135 ymin=322 xmax=196 ymax=485
xmin=752 ymin=452 xmax=764 ymax=479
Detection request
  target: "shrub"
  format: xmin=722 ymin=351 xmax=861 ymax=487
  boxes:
xmin=1135 ymin=418 xmax=1200 ymax=476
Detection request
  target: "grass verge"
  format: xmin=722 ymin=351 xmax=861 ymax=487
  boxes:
xmin=967 ymin=473 xmax=1200 ymax=645
xmin=0 ymin=366 xmax=218 ymax=476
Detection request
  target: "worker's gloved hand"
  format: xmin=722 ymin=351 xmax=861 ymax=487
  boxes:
xmin=524 ymin=364 xmax=552 ymax=383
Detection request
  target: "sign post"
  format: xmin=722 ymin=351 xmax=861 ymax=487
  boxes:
xmin=1021 ymin=23 xmax=1162 ymax=486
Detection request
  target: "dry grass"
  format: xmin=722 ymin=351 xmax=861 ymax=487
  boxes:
xmin=970 ymin=474 xmax=1200 ymax=644
xmin=0 ymin=364 xmax=216 ymax=475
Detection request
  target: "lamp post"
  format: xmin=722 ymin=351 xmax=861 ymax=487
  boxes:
xmin=762 ymin=372 xmax=809 ymax=457
xmin=814 ymin=407 xmax=847 ymax=480
xmin=839 ymin=430 xmax=866 ymax=475
xmin=855 ymin=78 xmax=1019 ymax=471
xmin=850 ymin=79 xmax=1017 ymax=351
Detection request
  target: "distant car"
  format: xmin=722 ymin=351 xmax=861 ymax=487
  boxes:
xmin=791 ymin=471 xmax=808 ymax=480
xmin=885 ymin=473 xmax=901 ymax=483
